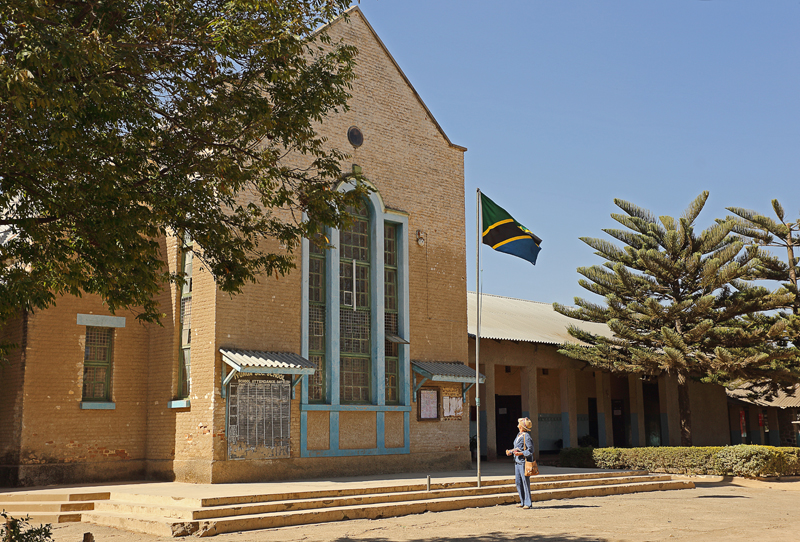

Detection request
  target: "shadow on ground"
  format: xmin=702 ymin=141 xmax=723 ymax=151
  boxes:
xmin=331 ymin=536 xmax=606 ymax=542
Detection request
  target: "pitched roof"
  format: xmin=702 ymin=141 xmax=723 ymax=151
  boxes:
xmin=467 ymin=291 xmax=614 ymax=346
xmin=726 ymin=386 xmax=800 ymax=409
xmin=329 ymin=7 xmax=466 ymax=152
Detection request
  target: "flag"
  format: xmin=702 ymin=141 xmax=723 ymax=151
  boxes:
xmin=480 ymin=192 xmax=542 ymax=265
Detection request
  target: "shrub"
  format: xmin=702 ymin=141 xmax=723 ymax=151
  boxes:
xmin=591 ymin=445 xmax=800 ymax=478
xmin=559 ymin=446 xmax=596 ymax=468
xmin=0 ymin=512 xmax=53 ymax=542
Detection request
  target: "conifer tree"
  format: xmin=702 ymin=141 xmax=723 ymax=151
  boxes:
xmin=554 ymin=192 xmax=800 ymax=446
xmin=726 ymin=200 xmax=800 ymax=315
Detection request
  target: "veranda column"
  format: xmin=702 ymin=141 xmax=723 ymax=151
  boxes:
xmin=628 ymin=375 xmax=646 ymax=447
xmin=559 ymin=368 xmax=578 ymax=448
xmin=661 ymin=374 xmax=681 ymax=446
xmin=522 ymin=366 xmax=540 ymax=460
xmin=595 ymin=371 xmax=612 ymax=448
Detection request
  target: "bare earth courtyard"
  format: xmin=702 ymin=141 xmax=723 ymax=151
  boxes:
xmin=48 ymin=478 xmax=798 ymax=542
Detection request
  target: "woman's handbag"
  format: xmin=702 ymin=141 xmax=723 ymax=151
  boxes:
xmin=522 ymin=434 xmax=539 ymax=476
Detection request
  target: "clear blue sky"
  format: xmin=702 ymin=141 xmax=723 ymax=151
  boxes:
xmin=358 ymin=1 xmax=800 ymax=306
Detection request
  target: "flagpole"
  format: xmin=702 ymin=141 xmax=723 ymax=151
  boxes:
xmin=475 ymin=188 xmax=482 ymax=489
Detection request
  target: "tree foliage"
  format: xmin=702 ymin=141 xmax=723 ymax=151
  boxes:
xmin=554 ymin=192 xmax=800 ymax=445
xmin=0 ymin=0 xmax=365 ymax=329
xmin=726 ymin=199 xmax=800 ymax=314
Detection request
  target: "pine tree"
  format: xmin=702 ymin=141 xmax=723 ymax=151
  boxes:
xmin=726 ymin=200 xmax=800 ymax=315
xmin=554 ymin=192 xmax=800 ymax=446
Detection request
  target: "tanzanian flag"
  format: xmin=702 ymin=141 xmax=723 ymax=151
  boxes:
xmin=481 ymin=192 xmax=542 ymax=265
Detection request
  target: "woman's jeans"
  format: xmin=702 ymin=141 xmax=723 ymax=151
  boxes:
xmin=514 ymin=462 xmax=532 ymax=507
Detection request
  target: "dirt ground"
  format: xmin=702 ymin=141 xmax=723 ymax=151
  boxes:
xmin=49 ymin=479 xmax=799 ymax=542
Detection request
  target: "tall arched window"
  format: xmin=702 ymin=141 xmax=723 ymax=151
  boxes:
xmin=300 ymin=181 xmax=411 ymax=456
xmin=339 ymin=201 xmax=371 ymax=403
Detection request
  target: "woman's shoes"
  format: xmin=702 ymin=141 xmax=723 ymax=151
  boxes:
xmin=522 ymin=505 xmax=531 ymax=509
xmin=515 ymin=504 xmax=524 ymax=508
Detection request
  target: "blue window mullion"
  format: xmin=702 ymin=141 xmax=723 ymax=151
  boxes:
xmin=394 ymin=217 xmax=410 ymax=406
xmin=300 ymin=236 xmax=310 ymax=404
xmin=328 ymin=228 xmax=341 ymax=406
xmin=373 ymin=213 xmax=385 ymax=406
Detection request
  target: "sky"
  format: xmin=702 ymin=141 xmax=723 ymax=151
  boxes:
xmin=357 ymin=1 xmax=800 ymax=307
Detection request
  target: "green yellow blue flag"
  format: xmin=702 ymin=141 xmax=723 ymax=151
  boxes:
xmin=481 ymin=192 xmax=542 ymax=265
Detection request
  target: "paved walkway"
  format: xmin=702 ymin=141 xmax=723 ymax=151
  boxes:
xmin=0 ymin=462 xmax=617 ymax=499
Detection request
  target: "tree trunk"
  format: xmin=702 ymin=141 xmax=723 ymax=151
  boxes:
xmin=677 ymin=373 xmax=693 ymax=447
xmin=786 ymin=234 xmax=797 ymax=314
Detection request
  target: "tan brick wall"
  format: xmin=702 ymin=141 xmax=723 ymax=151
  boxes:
xmin=0 ymin=9 xmax=472 ymax=486
xmin=15 ymin=293 xmax=149 ymax=486
xmin=143 ymin=236 xmax=180 ymax=477
xmin=324 ymin=11 xmax=468 ymax=367
xmin=204 ymin=10 xmax=469 ymax=476
xmin=0 ymin=313 xmax=25 ymax=485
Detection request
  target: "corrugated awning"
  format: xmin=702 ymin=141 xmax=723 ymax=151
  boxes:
xmin=411 ymin=360 xmax=484 ymax=384
xmin=220 ymin=348 xmax=316 ymax=374
xmin=410 ymin=360 xmax=484 ymax=400
xmin=220 ymin=348 xmax=315 ymax=399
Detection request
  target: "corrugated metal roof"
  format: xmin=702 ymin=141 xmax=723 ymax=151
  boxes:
xmin=219 ymin=348 xmax=315 ymax=372
xmin=411 ymin=360 xmax=485 ymax=383
xmin=467 ymin=291 xmax=613 ymax=346
xmin=726 ymin=386 xmax=800 ymax=409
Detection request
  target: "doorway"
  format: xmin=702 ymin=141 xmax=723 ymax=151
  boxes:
xmin=611 ymin=399 xmax=626 ymax=447
xmin=495 ymin=395 xmax=522 ymax=455
xmin=642 ymin=382 xmax=662 ymax=446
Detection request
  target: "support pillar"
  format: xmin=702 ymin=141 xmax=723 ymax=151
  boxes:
xmin=662 ymin=374 xmax=681 ymax=446
xmin=767 ymin=408 xmax=781 ymax=446
xmin=748 ymin=407 xmax=762 ymax=445
xmin=628 ymin=375 xmax=646 ymax=447
xmin=559 ymin=368 xmax=578 ymax=448
xmin=595 ymin=371 xmax=612 ymax=448
xmin=485 ymin=360 xmax=497 ymax=460
xmin=522 ymin=366 xmax=540 ymax=460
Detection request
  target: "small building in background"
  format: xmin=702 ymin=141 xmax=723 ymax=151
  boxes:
xmin=466 ymin=292 xmax=735 ymax=458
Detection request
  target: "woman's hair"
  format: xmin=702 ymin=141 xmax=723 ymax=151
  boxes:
xmin=517 ymin=417 xmax=532 ymax=432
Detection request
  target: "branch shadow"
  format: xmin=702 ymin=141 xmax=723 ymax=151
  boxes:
xmin=332 ymin=535 xmax=607 ymax=542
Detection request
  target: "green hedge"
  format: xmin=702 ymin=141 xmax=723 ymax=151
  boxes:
xmin=559 ymin=446 xmax=597 ymax=468
xmin=570 ymin=445 xmax=800 ymax=478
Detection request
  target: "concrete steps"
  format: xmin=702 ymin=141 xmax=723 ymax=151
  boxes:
xmin=80 ymin=471 xmax=694 ymax=537
xmin=0 ymin=492 xmax=110 ymax=525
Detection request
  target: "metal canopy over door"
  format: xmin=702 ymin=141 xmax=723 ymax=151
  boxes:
xmin=227 ymin=379 xmax=290 ymax=460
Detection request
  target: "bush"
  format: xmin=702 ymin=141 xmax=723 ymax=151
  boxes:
xmin=0 ymin=512 xmax=53 ymax=542
xmin=559 ymin=447 xmax=596 ymax=468
xmin=591 ymin=445 xmax=800 ymax=478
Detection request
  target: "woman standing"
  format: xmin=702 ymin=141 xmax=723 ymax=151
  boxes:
xmin=505 ymin=417 xmax=534 ymax=509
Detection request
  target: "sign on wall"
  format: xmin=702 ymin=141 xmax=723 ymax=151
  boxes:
xmin=227 ymin=378 xmax=290 ymax=460
xmin=441 ymin=386 xmax=463 ymax=419
xmin=418 ymin=388 xmax=439 ymax=420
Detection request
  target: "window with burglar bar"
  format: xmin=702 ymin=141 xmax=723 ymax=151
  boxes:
xmin=308 ymin=236 xmax=326 ymax=402
xmin=384 ymin=222 xmax=399 ymax=403
xmin=179 ymin=237 xmax=193 ymax=399
xmin=303 ymin=190 xmax=408 ymax=410
xmin=83 ymin=326 xmax=113 ymax=401
xmin=340 ymin=201 xmax=371 ymax=403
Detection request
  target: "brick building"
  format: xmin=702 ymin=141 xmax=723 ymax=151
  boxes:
xmin=467 ymin=292 xmax=800 ymax=457
xmin=0 ymin=8 xmax=479 ymax=487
